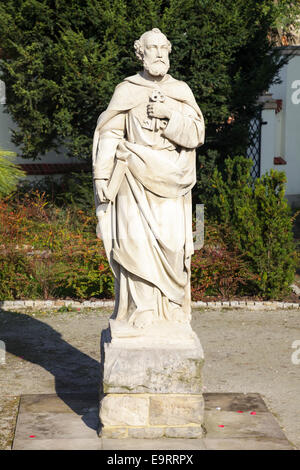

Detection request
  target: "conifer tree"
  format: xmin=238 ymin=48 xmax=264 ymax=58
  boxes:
xmin=0 ymin=0 xmax=297 ymax=162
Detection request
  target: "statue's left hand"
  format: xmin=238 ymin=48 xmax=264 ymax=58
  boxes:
xmin=147 ymin=102 xmax=171 ymax=120
xmin=95 ymin=179 xmax=109 ymax=203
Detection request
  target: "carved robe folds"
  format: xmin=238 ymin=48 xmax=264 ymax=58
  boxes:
xmin=93 ymin=72 xmax=205 ymax=324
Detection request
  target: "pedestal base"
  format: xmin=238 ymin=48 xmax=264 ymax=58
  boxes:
xmin=100 ymin=393 xmax=204 ymax=438
xmin=99 ymin=320 xmax=205 ymax=438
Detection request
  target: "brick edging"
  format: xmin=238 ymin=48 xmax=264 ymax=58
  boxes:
xmin=0 ymin=299 xmax=299 ymax=310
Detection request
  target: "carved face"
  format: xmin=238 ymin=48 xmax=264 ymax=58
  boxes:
xmin=142 ymin=33 xmax=170 ymax=77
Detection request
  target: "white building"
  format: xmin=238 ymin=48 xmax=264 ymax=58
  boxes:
xmin=0 ymin=80 xmax=85 ymax=179
xmin=258 ymin=46 xmax=300 ymax=208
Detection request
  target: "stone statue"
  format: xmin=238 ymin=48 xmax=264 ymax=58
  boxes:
xmin=95 ymin=30 xmax=205 ymax=438
xmin=93 ymin=28 xmax=205 ymax=330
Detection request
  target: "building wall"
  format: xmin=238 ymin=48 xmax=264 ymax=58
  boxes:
xmin=0 ymin=79 xmax=80 ymax=166
xmin=265 ymin=47 xmax=300 ymax=205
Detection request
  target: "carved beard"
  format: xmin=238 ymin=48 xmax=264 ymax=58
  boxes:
xmin=143 ymin=57 xmax=170 ymax=77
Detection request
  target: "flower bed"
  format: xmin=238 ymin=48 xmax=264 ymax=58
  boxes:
xmin=0 ymin=185 xmax=298 ymax=302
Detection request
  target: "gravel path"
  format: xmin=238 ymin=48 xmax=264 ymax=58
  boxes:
xmin=0 ymin=307 xmax=299 ymax=449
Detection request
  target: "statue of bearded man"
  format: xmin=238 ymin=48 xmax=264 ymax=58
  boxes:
xmin=93 ymin=28 xmax=205 ymax=329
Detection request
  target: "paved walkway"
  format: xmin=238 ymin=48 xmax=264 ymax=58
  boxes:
xmin=11 ymin=392 xmax=293 ymax=450
xmin=0 ymin=307 xmax=299 ymax=450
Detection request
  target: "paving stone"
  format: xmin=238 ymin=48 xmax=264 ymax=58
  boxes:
xmin=101 ymin=427 xmax=128 ymax=439
xmin=149 ymin=395 xmax=204 ymax=426
xmin=13 ymin=438 xmax=103 ymax=450
xmin=20 ymin=393 xmax=99 ymax=414
xmin=204 ymin=410 xmax=287 ymax=440
xmin=93 ymin=301 xmax=105 ymax=307
xmin=203 ymin=392 xmax=269 ymax=412
xmin=203 ymin=438 xmax=293 ymax=450
xmin=32 ymin=301 xmax=45 ymax=308
xmin=69 ymin=302 xmax=81 ymax=307
xmin=102 ymin=438 xmax=206 ymax=450
xmin=13 ymin=412 xmax=99 ymax=441
xmin=192 ymin=301 xmax=207 ymax=308
xmin=0 ymin=396 xmax=20 ymax=450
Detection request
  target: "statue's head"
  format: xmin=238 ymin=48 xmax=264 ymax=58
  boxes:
xmin=134 ymin=28 xmax=171 ymax=77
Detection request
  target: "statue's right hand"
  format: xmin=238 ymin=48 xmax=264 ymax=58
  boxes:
xmin=95 ymin=179 xmax=109 ymax=203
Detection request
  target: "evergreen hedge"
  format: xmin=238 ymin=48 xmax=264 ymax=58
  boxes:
xmin=0 ymin=149 xmax=25 ymax=197
xmin=0 ymin=0 xmax=293 ymax=166
xmin=208 ymin=156 xmax=297 ymax=298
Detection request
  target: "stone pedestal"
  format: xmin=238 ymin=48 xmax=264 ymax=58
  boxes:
xmin=99 ymin=320 xmax=205 ymax=438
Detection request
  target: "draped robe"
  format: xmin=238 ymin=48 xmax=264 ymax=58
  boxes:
xmin=93 ymin=72 xmax=205 ymax=323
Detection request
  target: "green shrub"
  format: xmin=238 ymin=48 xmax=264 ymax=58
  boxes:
xmin=0 ymin=149 xmax=25 ymax=197
xmin=0 ymin=191 xmax=114 ymax=300
xmin=191 ymin=222 xmax=257 ymax=300
xmin=54 ymin=171 xmax=94 ymax=210
xmin=0 ymin=179 xmax=297 ymax=301
xmin=14 ymin=171 xmax=94 ymax=211
xmin=208 ymin=156 xmax=297 ymax=299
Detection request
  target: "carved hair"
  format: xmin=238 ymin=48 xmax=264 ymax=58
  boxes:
xmin=134 ymin=28 xmax=172 ymax=61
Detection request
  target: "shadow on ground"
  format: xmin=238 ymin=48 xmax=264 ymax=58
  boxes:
xmin=0 ymin=310 xmax=106 ymax=432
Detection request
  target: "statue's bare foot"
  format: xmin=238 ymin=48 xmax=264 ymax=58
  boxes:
xmin=172 ymin=308 xmax=188 ymax=323
xmin=129 ymin=310 xmax=154 ymax=329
